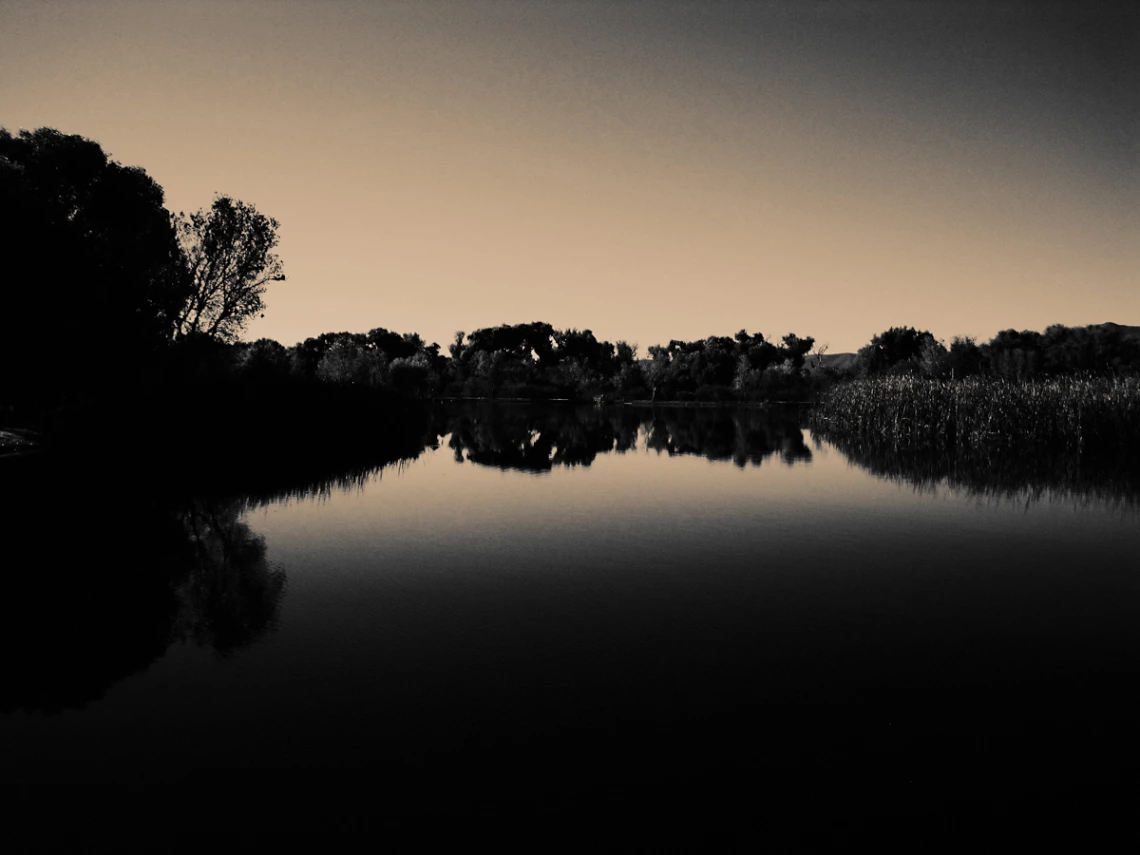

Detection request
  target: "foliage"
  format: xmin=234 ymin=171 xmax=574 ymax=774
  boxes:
xmin=444 ymin=322 xmax=637 ymax=400
xmin=985 ymin=323 xmax=1140 ymax=378
xmin=855 ymin=327 xmax=941 ymax=376
xmin=0 ymin=127 xmax=187 ymax=414
xmin=284 ymin=327 xmax=443 ymax=396
xmin=853 ymin=324 xmax=1140 ymax=381
xmin=645 ymin=330 xmax=815 ymax=402
xmin=173 ymin=196 xmax=285 ymax=343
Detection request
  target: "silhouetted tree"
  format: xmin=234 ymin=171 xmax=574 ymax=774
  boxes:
xmin=0 ymin=127 xmax=188 ymax=415
xmin=946 ymin=336 xmax=984 ymax=377
xmin=315 ymin=339 xmax=387 ymax=387
xmin=173 ymin=195 xmax=285 ymax=342
xmin=780 ymin=334 xmax=816 ymax=370
xmin=1036 ymin=323 xmax=1140 ymax=375
xmin=856 ymin=327 xmax=939 ymax=375
xmin=234 ymin=338 xmax=291 ymax=384
xmin=983 ymin=329 xmax=1043 ymax=379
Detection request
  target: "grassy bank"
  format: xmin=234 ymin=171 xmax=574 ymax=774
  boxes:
xmin=810 ymin=375 xmax=1140 ymax=454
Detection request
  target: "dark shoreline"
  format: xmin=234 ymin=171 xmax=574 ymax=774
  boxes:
xmin=433 ymin=396 xmax=808 ymax=408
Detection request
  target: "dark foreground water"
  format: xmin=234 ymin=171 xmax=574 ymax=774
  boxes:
xmin=3 ymin=404 xmax=1139 ymax=830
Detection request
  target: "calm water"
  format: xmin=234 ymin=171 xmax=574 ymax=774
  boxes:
xmin=4 ymin=403 xmax=1140 ymax=819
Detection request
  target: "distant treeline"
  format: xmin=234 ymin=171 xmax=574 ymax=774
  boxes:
xmin=810 ymin=324 xmax=1140 ymax=470
xmin=213 ymin=322 xmax=820 ymax=404
xmin=847 ymin=323 xmax=1140 ymax=379
xmin=4 ymin=126 xmax=1139 ymax=452
xmin=215 ymin=319 xmax=1140 ymax=405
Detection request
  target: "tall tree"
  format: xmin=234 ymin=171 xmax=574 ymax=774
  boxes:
xmin=174 ymin=196 xmax=285 ymax=342
xmin=0 ymin=127 xmax=187 ymax=414
xmin=856 ymin=327 xmax=938 ymax=375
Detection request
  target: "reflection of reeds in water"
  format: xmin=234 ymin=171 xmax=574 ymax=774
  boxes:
xmin=826 ymin=432 xmax=1140 ymax=510
xmin=811 ymin=376 xmax=1140 ymax=507
xmin=236 ymin=463 xmax=388 ymax=510
xmin=201 ymin=432 xmax=437 ymax=509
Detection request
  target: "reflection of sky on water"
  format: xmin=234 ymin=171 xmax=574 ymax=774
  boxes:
xmin=3 ymin=405 xmax=1139 ymax=803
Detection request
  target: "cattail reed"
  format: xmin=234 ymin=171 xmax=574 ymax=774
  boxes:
xmin=810 ymin=375 xmax=1140 ymax=456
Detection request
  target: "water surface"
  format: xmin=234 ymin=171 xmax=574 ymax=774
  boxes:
xmin=4 ymin=404 xmax=1139 ymax=818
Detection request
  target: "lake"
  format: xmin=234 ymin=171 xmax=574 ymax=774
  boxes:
xmin=3 ymin=403 xmax=1139 ymax=826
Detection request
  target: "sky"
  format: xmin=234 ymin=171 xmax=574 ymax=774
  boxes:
xmin=2 ymin=0 xmax=1137 ymax=354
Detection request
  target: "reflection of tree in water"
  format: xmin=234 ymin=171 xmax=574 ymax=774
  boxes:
xmin=641 ymin=407 xmax=811 ymax=468
xmin=0 ymin=488 xmax=288 ymax=713
xmin=828 ymin=433 xmax=1140 ymax=509
xmin=171 ymin=501 xmax=286 ymax=658
xmin=0 ymin=442 xmax=421 ymax=714
xmin=440 ymin=404 xmax=641 ymax=473
xmin=0 ymin=401 xmax=435 ymax=713
xmin=436 ymin=403 xmax=810 ymax=472
xmin=0 ymin=463 xmax=182 ymax=714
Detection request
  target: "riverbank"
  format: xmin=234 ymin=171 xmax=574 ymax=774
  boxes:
xmin=433 ymin=396 xmax=807 ymax=408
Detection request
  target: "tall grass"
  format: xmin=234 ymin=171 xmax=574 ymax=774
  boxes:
xmin=810 ymin=375 xmax=1140 ymax=454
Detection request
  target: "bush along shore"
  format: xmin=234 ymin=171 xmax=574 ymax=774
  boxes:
xmin=810 ymin=375 xmax=1140 ymax=455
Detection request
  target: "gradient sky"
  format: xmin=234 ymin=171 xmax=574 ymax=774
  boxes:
xmin=2 ymin=0 xmax=1136 ymax=353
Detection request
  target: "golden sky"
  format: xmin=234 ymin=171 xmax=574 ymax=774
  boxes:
xmin=2 ymin=0 xmax=1136 ymax=353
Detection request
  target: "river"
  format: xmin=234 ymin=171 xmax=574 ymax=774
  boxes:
xmin=3 ymin=403 xmax=1138 ymax=826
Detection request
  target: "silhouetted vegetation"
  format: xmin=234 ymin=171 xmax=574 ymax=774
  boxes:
xmin=852 ymin=323 xmax=1140 ymax=380
xmin=292 ymin=322 xmax=821 ymax=404
xmin=441 ymin=322 xmax=640 ymax=400
xmin=0 ymin=127 xmax=433 ymax=466
xmin=641 ymin=331 xmax=816 ymax=403
xmin=812 ymin=324 xmax=1140 ymax=467
xmin=811 ymin=375 xmax=1140 ymax=500
xmin=1 ymin=128 xmax=187 ymax=422
xmin=173 ymin=195 xmax=285 ymax=342
xmin=4 ymin=126 xmax=1137 ymax=472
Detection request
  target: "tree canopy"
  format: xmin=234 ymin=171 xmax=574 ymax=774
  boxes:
xmin=174 ymin=196 xmax=285 ymax=343
xmin=0 ymin=127 xmax=188 ymax=410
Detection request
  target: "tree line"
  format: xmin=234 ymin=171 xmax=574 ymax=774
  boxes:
xmin=204 ymin=322 xmax=821 ymax=404
xmin=3 ymin=127 xmax=1137 ymax=446
xmin=225 ymin=320 xmax=1140 ymax=404
xmin=850 ymin=324 xmax=1140 ymax=380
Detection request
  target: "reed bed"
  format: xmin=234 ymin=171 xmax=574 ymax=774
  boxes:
xmin=810 ymin=375 xmax=1140 ymax=455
